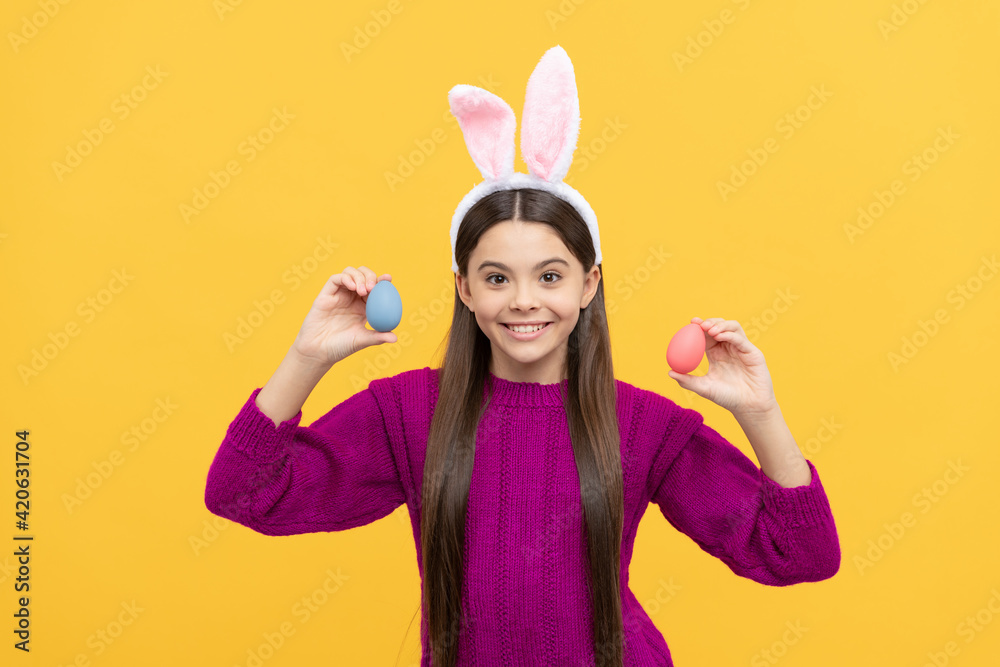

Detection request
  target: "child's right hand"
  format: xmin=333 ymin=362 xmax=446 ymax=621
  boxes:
xmin=290 ymin=266 xmax=399 ymax=368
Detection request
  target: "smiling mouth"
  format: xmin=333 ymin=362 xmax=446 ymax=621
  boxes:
xmin=501 ymin=322 xmax=552 ymax=340
xmin=502 ymin=322 xmax=552 ymax=332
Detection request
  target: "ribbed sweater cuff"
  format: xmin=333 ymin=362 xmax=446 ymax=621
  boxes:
xmin=759 ymin=459 xmax=832 ymax=529
xmin=225 ymin=387 xmax=304 ymax=461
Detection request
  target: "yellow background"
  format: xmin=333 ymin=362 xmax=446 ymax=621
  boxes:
xmin=4 ymin=0 xmax=999 ymax=665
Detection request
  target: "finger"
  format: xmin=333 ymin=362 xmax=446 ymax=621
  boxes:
xmin=706 ymin=319 xmax=734 ymax=335
xmin=725 ymin=320 xmax=745 ymax=335
xmin=378 ymin=273 xmax=392 ymax=283
xmin=344 ymin=267 xmax=367 ymax=296
xmin=714 ymin=330 xmax=751 ymax=352
xmin=338 ymin=266 xmax=355 ymax=291
xmin=325 ymin=273 xmax=349 ymax=294
xmin=701 ymin=318 xmax=725 ymax=333
xmin=719 ymin=321 xmax=748 ymax=341
xmin=368 ymin=329 xmax=398 ymax=346
xmin=358 ymin=265 xmax=378 ymax=292
xmin=669 ymin=368 xmax=708 ymax=395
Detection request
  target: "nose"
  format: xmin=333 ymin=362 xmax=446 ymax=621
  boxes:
xmin=510 ymin=281 xmax=541 ymax=312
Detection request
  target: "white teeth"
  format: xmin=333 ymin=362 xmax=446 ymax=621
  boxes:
xmin=507 ymin=323 xmax=547 ymax=333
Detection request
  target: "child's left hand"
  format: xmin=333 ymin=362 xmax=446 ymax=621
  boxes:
xmin=667 ymin=317 xmax=777 ymax=418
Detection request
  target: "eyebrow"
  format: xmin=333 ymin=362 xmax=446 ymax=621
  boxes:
xmin=477 ymin=257 xmax=570 ymax=273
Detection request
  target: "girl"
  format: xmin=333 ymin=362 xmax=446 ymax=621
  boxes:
xmin=204 ymin=46 xmax=840 ymax=667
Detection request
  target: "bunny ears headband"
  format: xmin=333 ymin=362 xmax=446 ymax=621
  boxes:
xmin=448 ymin=45 xmax=601 ymax=274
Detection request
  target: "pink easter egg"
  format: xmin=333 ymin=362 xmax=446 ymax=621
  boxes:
xmin=666 ymin=323 xmax=706 ymax=374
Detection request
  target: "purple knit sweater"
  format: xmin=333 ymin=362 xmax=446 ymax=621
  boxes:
xmin=204 ymin=366 xmax=840 ymax=666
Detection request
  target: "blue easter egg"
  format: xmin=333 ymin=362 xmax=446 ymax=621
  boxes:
xmin=365 ymin=280 xmax=402 ymax=332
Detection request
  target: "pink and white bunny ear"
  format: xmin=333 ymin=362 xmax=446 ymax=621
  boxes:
xmin=448 ymin=84 xmax=516 ymax=181
xmin=519 ymin=45 xmax=580 ymax=183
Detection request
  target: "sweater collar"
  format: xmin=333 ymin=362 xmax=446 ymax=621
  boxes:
xmin=485 ymin=370 xmax=569 ymax=407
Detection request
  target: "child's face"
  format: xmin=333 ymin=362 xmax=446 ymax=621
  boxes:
xmin=456 ymin=220 xmax=601 ymax=384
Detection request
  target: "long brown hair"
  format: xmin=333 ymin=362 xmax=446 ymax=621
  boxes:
xmin=417 ymin=188 xmax=624 ymax=666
